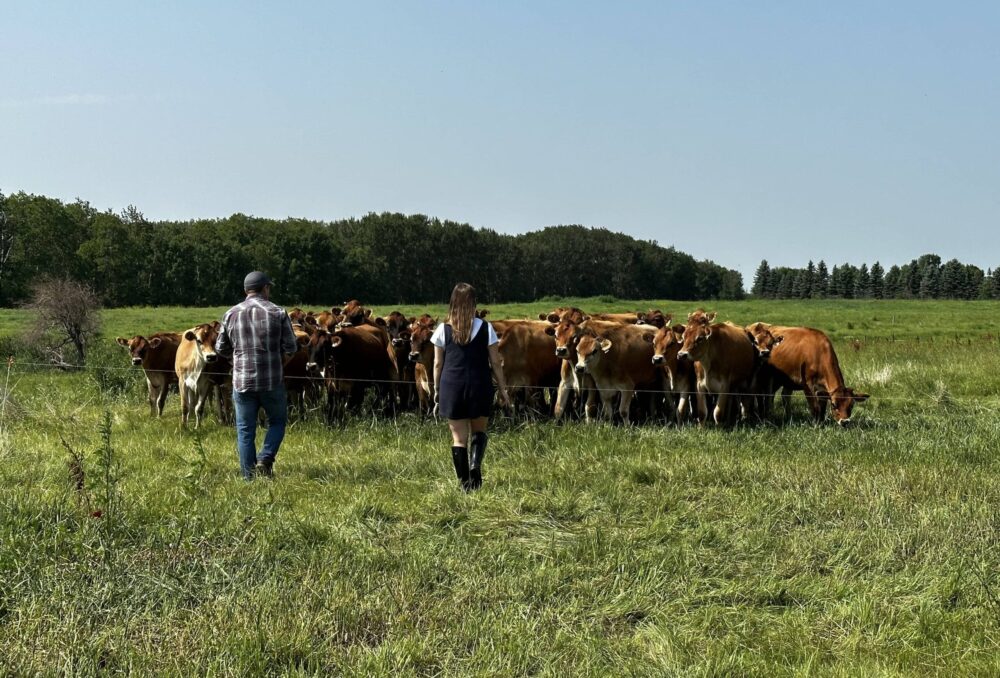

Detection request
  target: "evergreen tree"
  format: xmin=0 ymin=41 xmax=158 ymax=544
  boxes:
xmin=870 ymin=261 xmax=885 ymax=299
xmin=815 ymin=260 xmax=829 ymax=298
xmin=854 ymin=263 xmax=871 ymax=299
xmin=804 ymin=260 xmax=816 ymax=298
xmin=751 ymin=260 xmax=771 ymax=297
xmin=884 ymin=265 xmax=903 ymax=299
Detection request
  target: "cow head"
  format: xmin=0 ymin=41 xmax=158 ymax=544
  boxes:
xmin=338 ymin=300 xmax=370 ymax=327
xmin=408 ymin=323 xmax=434 ymax=363
xmin=637 ymin=309 xmax=671 ymax=329
xmin=544 ymin=318 xmax=583 ymax=358
xmin=116 ymin=335 xmax=166 ymax=366
xmin=677 ymin=310 xmax=717 ymax=361
xmin=821 ymin=386 xmax=870 ymax=426
xmin=183 ymin=323 xmax=220 ymax=364
xmin=305 ymin=329 xmax=343 ymax=378
xmin=574 ymin=330 xmax=613 ymax=374
xmin=645 ymin=324 xmax=685 ymax=365
xmin=745 ymin=321 xmax=783 ymax=360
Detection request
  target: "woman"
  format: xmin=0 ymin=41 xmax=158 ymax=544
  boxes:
xmin=432 ymin=283 xmax=510 ymax=491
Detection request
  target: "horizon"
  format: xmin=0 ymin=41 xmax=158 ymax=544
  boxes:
xmin=3 ymin=2 xmax=998 ymax=280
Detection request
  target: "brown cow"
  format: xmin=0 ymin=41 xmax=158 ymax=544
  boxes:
xmin=748 ymin=323 xmax=869 ymax=425
xmin=338 ymin=300 xmax=375 ymax=328
xmin=283 ymin=329 xmax=315 ymax=417
xmin=677 ymin=311 xmax=757 ymax=426
xmin=407 ymin=320 xmax=437 ymax=414
xmin=492 ymin=319 xmax=561 ymax=416
xmin=382 ymin=311 xmax=417 ymax=410
xmin=573 ymin=322 xmax=662 ymax=424
xmin=637 ymin=309 xmax=670 ymax=329
xmin=175 ymin=322 xmax=223 ymax=428
xmin=544 ymin=318 xmax=622 ymax=421
xmin=305 ymin=324 xmax=397 ymax=420
xmin=115 ymin=332 xmax=181 ymax=416
xmin=644 ymin=323 xmax=698 ymax=424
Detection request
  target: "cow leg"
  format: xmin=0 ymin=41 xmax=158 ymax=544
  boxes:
xmin=618 ymin=389 xmax=634 ymax=425
xmin=180 ymin=384 xmax=189 ymax=427
xmin=781 ymin=387 xmax=793 ymax=422
xmin=554 ymin=362 xmax=576 ymax=419
xmin=156 ymin=379 xmax=170 ymax=417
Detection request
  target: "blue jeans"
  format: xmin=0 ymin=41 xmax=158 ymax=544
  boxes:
xmin=232 ymin=387 xmax=288 ymax=479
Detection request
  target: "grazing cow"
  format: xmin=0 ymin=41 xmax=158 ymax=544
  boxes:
xmin=407 ymin=320 xmax=437 ymax=414
xmin=175 ymin=322 xmax=223 ymax=428
xmin=491 ymin=319 xmax=561 ymax=416
xmin=677 ymin=311 xmax=757 ymax=426
xmin=747 ymin=323 xmax=869 ymax=425
xmin=572 ymin=322 xmax=662 ymax=424
xmin=115 ymin=333 xmax=182 ymax=416
xmin=305 ymin=324 xmax=397 ymax=421
xmin=644 ymin=323 xmax=698 ymax=424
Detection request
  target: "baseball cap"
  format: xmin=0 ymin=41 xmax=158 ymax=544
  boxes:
xmin=244 ymin=271 xmax=273 ymax=291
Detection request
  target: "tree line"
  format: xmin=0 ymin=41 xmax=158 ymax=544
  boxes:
xmin=0 ymin=190 xmax=744 ymax=308
xmin=751 ymin=256 xmax=1000 ymax=300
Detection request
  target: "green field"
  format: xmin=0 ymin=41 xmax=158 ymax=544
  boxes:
xmin=2 ymin=299 xmax=1000 ymax=675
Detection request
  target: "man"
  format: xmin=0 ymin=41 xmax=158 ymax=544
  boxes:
xmin=215 ymin=271 xmax=298 ymax=479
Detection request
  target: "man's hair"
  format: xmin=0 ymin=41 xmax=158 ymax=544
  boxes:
xmin=447 ymin=283 xmax=477 ymax=345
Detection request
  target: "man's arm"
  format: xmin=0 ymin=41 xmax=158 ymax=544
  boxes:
xmin=215 ymin=312 xmax=234 ymax=359
xmin=279 ymin=313 xmax=297 ymax=356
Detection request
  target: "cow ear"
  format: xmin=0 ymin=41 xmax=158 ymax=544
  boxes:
xmin=329 ymin=335 xmax=343 ymax=348
xmin=852 ymin=391 xmax=870 ymax=402
xmin=184 ymin=330 xmax=196 ymax=341
xmin=149 ymin=337 xmax=162 ymax=348
xmin=543 ymin=325 xmax=556 ymax=336
xmin=641 ymin=332 xmax=654 ymax=343
xmin=775 ymin=335 xmax=784 ymax=344
xmin=706 ymin=312 xmax=717 ymax=322
xmin=305 ymin=316 xmax=317 ymax=326
xmin=408 ymin=316 xmax=416 ymax=324
xmin=115 ymin=337 xmax=129 ymax=347
xmin=546 ymin=313 xmax=560 ymax=323
xmin=478 ymin=309 xmax=489 ymax=318
xmin=374 ymin=316 xmax=387 ymax=327
xmin=816 ymin=389 xmax=831 ymax=399
xmin=581 ymin=315 xmax=591 ymax=322
xmin=664 ymin=314 xmax=672 ymax=325
xmin=705 ymin=328 xmax=713 ymax=338
xmin=331 ymin=307 xmax=341 ymax=315
xmin=538 ymin=313 xmax=548 ymax=321
xmin=600 ymin=338 xmax=613 ymax=353
xmin=296 ymin=335 xmax=310 ymax=347
xmin=400 ymin=330 xmax=410 ymax=340
xmin=672 ymin=324 xmax=685 ymax=335
xmin=364 ymin=308 xmax=372 ymax=317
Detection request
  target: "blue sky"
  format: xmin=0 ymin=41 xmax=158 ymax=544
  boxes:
xmin=2 ymin=1 xmax=998 ymax=279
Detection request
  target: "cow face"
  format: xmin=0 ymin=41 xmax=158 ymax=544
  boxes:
xmin=116 ymin=335 xmax=164 ymax=366
xmin=646 ymin=324 xmax=684 ymax=365
xmin=677 ymin=312 xmax=716 ymax=361
xmin=338 ymin=300 xmax=370 ymax=327
xmin=745 ymin=322 xmax=783 ymax=360
xmin=306 ymin=330 xmax=342 ymax=377
xmin=822 ymin=387 xmax=870 ymax=426
xmin=408 ymin=323 xmax=434 ymax=363
xmin=544 ymin=319 xmax=582 ymax=358
xmin=183 ymin=324 xmax=220 ymax=364
xmin=574 ymin=331 xmax=612 ymax=374
xmin=637 ymin=309 xmax=671 ymax=329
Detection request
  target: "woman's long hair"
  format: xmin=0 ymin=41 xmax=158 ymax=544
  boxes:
xmin=447 ymin=283 xmax=477 ymax=345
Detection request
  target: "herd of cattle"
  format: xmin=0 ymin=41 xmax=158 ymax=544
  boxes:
xmin=115 ymin=300 xmax=870 ymax=428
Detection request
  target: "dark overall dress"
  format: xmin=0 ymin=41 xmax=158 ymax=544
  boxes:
xmin=438 ymin=322 xmax=495 ymax=419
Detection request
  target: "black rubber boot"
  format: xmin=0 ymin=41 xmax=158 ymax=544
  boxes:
xmin=469 ymin=432 xmax=488 ymax=490
xmin=451 ymin=446 xmax=471 ymax=491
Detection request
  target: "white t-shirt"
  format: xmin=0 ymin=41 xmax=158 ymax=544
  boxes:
xmin=430 ymin=317 xmax=499 ymax=348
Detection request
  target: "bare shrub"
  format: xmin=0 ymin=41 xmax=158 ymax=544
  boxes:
xmin=25 ymin=277 xmax=101 ymax=367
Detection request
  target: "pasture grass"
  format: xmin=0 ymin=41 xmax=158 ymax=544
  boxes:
xmin=2 ymin=299 xmax=1000 ymax=675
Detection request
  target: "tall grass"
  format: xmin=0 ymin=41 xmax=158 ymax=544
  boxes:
xmin=1 ymin=300 xmax=1000 ymax=674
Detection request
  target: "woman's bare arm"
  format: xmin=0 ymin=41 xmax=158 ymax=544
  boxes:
xmin=488 ymin=343 xmax=510 ymax=407
xmin=433 ymin=346 xmax=445 ymax=410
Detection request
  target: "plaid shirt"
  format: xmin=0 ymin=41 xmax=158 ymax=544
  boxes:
xmin=215 ymin=296 xmax=298 ymax=393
